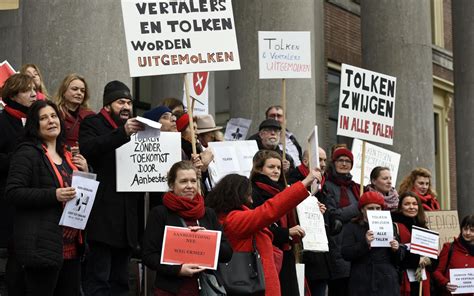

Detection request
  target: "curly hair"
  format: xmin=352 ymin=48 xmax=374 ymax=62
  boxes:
xmin=205 ymin=174 xmax=252 ymax=214
xmin=398 ymin=168 xmax=437 ymax=197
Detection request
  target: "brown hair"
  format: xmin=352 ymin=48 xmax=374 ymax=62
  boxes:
xmin=250 ymin=150 xmax=284 ymax=183
xmin=398 ymin=168 xmax=437 ymax=197
xmin=397 ymin=191 xmax=427 ymax=227
xmin=1 ymin=74 xmax=34 ymax=99
xmin=167 ymin=160 xmax=198 ymax=189
xmin=20 ymin=63 xmax=49 ymax=98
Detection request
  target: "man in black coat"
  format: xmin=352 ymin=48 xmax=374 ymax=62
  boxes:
xmin=79 ymin=80 xmax=144 ymax=296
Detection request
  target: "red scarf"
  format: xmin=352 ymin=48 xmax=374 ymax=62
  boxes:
xmin=42 ymin=145 xmax=78 ymax=187
xmin=162 ymin=191 xmax=205 ymax=220
xmin=413 ymin=189 xmax=440 ymax=211
xmin=4 ymin=105 xmax=26 ymax=120
xmin=99 ymin=108 xmax=118 ymax=129
xmin=327 ymin=173 xmax=360 ymax=208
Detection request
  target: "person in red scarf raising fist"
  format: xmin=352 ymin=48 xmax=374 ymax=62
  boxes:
xmin=398 ymin=168 xmax=440 ymax=211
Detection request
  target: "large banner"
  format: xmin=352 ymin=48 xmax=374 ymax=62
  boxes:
xmin=337 ymin=64 xmax=397 ymax=145
xmin=258 ymin=31 xmax=311 ymax=79
xmin=116 ymin=132 xmax=181 ymax=192
xmin=425 ymin=210 xmax=460 ymax=248
xmin=121 ymin=0 xmax=241 ymax=77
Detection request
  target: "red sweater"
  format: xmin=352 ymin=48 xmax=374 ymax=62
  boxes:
xmin=62 ymin=107 xmax=95 ymax=148
xmin=218 ymin=182 xmax=309 ymax=296
xmin=432 ymin=237 xmax=474 ymax=296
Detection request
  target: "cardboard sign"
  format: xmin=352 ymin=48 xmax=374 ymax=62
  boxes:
xmin=161 ymin=226 xmax=222 ymax=270
xmin=367 ymin=210 xmax=393 ymax=247
xmin=121 ymin=0 xmax=240 ymax=77
xmin=258 ymin=31 xmax=311 ymax=79
xmin=410 ymin=226 xmax=439 ymax=259
xmin=116 ymin=132 xmax=181 ymax=192
xmin=450 ymin=268 xmax=474 ymax=294
xmin=182 ymin=72 xmax=209 ymax=115
xmin=337 ymin=64 xmax=397 ymax=145
xmin=425 ymin=210 xmax=460 ymax=249
xmin=296 ymin=196 xmax=329 ymax=252
xmin=351 ymin=138 xmax=401 ymax=186
xmin=224 ymin=118 xmax=251 ymax=141
xmin=0 ymin=60 xmax=16 ymax=88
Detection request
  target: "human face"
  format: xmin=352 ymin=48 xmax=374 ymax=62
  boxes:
xmin=12 ymin=84 xmax=37 ymax=107
xmin=38 ymin=106 xmax=61 ymax=141
xmin=462 ymin=225 xmax=474 ymax=244
xmin=159 ymin=112 xmax=177 ymax=132
xmin=198 ymin=131 xmax=215 ymax=148
xmin=25 ymin=67 xmax=41 ymax=89
xmin=400 ymin=196 xmax=419 ymax=218
xmin=267 ymin=107 xmax=285 ymax=124
xmin=259 ymin=128 xmax=281 ymax=149
xmin=64 ymin=79 xmax=86 ymax=109
xmin=335 ymin=156 xmax=352 ymax=174
xmin=362 ymin=203 xmax=383 ymax=221
xmin=170 ymin=169 xmax=198 ymax=199
xmin=260 ymin=158 xmax=281 ymax=182
xmin=413 ymin=176 xmax=430 ymax=195
xmin=107 ymin=98 xmax=133 ymax=124
xmin=372 ymin=169 xmax=392 ymax=194
xmin=318 ymin=148 xmax=327 ymax=171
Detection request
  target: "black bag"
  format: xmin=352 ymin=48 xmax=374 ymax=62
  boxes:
xmin=199 ymin=271 xmax=227 ymax=296
xmin=218 ymin=237 xmax=265 ymax=295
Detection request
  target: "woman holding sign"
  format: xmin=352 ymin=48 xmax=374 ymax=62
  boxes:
xmin=142 ymin=160 xmax=232 ymax=296
xmin=433 ymin=214 xmax=474 ymax=295
xmin=341 ymin=191 xmax=403 ymax=296
xmin=5 ymin=100 xmax=88 ymax=295
xmin=399 ymin=168 xmax=440 ymax=211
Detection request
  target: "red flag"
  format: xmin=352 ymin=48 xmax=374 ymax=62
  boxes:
xmin=0 ymin=60 xmax=16 ymax=88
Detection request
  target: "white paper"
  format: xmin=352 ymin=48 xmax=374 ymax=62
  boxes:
xmin=296 ymin=195 xmax=329 ymax=252
xmin=406 ymin=268 xmax=427 ymax=282
xmin=450 ymin=268 xmax=474 ymax=294
xmin=182 ymin=72 xmax=209 ymax=115
xmin=366 ymin=210 xmax=393 ymax=247
xmin=224 ymin=118 xmax=251 ymax=141
xmin=296 ymin=263 xmax=305 ymax=296
xmin=136 ymin=115 xmax=162 ymax=140
xmin=307 ymin=126 xmax=320 ymax=194
xmin=410 ymin=226 xmax=439 ymax=259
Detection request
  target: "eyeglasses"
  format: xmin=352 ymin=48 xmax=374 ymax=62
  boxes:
xmin=336 ymin=159 xmax=351 ymax=164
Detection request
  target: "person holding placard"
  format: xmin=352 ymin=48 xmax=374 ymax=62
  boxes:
xmin=342 ymin=191 xmax=403 ymax=296
xmin=20 ymin=63 xmax=49 ymax=100
xmin=432 ymin=214 xmax=474 ymax=295
xmin=5 ymin=100 xmax=89 ymax=295
xmin=399 ymin=168 xmax=440 ymax=211
xmin=366 ymin=166 xmax=399 ymax=211
xmin=392 ymin=192 xmax=433 ymax=296
xmin=142 ymin=160 xmax=232 ymax=296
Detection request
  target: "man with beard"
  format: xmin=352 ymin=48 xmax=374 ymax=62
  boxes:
xmin=79 ymin=80 xmax=144 ymax=296
xmin=256 ymin=119 xmax=294 ymax=173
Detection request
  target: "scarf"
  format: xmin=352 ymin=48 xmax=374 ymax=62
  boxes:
xmin=366 ymin=184 xmax=399 ymax=211
xmin=99 ymin=108 xmax=118 ymax=129
xmin=3 ymin=97 xmax=28 ymax=120
xmin=412 ymin=189 xmax=440 ymax=211
xmin=459 ymin=235 xmax=474 ymax=256
xmin=327 ymin=168 xmax=360 ymax=208
xmin=162 ymin=191 xmax=205 ymax=220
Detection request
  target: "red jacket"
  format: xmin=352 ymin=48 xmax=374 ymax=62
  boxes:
xmin=62 ymin=107 xmax=95 ymax=148
xmin=432 ymin=237 xmax=474 ymax=296
xmin=218 ymin=182 xmax=309 ymax=296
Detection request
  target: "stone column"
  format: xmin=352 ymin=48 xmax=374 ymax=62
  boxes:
xmin=360 ymin=0 xmax=435 ymax=183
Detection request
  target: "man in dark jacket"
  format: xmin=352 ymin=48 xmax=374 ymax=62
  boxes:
xmin=79 ymin=80 xmax=144 ymax=296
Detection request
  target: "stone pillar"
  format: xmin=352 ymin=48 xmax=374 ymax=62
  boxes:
xmin=360 ymin=0 xmax=435 ymax=183
xmin=452 ymin=1 xmax=474 ymax=218
xmin=0 ymin=7 xmax=22 ymax=69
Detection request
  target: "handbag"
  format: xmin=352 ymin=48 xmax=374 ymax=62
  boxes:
xmin=218 ymin=237 xmax=265 ymax=295
xmin=199 ymin=271 xmax=227 ymax=296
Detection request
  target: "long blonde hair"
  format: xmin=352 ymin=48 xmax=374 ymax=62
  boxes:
xmin=54 ymin=73 xmax=90 ymax=116
xmin=20 ymin=63 xmax=49 ymax=98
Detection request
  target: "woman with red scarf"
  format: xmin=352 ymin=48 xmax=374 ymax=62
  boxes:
xmin=142 ymin=160 xmax=233 ymax=296
xmin=399 ymin=168 xmax=440 ymax=211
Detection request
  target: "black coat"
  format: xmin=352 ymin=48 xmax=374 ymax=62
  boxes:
xmin=79 ymin=113 xmax=140 ymax=249
xmin=342 ymin=221 xmax=403 ymax=296
xmin=142 ymin=206 xmax=233 ymax=294
xmin=5 ymin=141 xmax=64 ymax=268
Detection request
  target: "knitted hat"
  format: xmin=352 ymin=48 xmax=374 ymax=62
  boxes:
xmin=103 ymin=80 xmax=132 ymax=106
xmin=332 ymin=148 xmax=354 ymax=163
xmin=176 ymin=113 xmax=190 ymax=132
xmin=358 ymin=191 xmax=385 ymax=210
xmin=196 ymin=114 xmax=222 ymax=134
xmin=143 ymin=106 xmax=172 ymax=122
xmin=259 ymin=119 xmax=281 ymax=131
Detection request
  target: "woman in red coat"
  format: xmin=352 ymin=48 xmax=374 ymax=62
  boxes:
xmin=433 ymin=214 xmax=474 ymax=295
xmin=206 ymin=170 xmax=321 ymax=296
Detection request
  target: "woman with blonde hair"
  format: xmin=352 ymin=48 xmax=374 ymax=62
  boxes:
xmin=398 ymin=168 xmax=440 ymax=211
xmin=20 ymin=63 xmax=49 ymax=100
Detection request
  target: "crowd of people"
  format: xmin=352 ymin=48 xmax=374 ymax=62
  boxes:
xmin=0 ymin=65 xmax=472 ymax=296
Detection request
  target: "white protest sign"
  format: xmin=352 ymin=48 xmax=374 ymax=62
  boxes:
xmin=337 ymin=64 xmax=397 ymax=145
xmin=224 ymin=118 xmax=251 ymax=141
xmin=296 ymin=263 xmax=305 ymax=296
xmin=182 ymin=72 xmax=209 ymax=115
xmin=116 ymin=132 xmax=181 ymax=192
xmin=351 ymin=138 xmax=401 ymax=186
xmin=258 ymin=31 xmax=311 ymax=79
xmin=410 ymin=226 xmax=439 ymax=259
xmin=121 ymin=0 xmax=240 ymax=77
xmin=450 ymin=268 xmax=474 ymax=294
xmin=307 ymin=126 xmax=320 ymax=170
xmin=296 ymin=195 xmax=329 ymax=252
xmin=59 ymin=173 xmax=99 ymax=230
xmin=367 ymin=210 xmax=393 ymax=247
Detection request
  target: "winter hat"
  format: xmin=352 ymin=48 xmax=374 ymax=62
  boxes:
xmin=332 ymin=148 xmax=354 ymax=163
xmin=258 ymin=119 xmax=281 ymax=131
xmin=196 ymin=114 xmax=222 ymax=134
xmin=358 ymin=191 xmax=385 ymax=210
xmin=103 ymin=80 xmax=132 ymax=106
xmin=176 ymin=113 xmax=190 ymax=132
xmin=143 ymin=106 xmax=172 ymax=122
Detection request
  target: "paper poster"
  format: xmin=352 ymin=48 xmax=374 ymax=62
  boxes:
xmin=182 ymin=72 xmax=209 ymax=115
xmin=450 ymin=268 xmax=474 ymax=294
xmin=337 ymin=64 xmax=397 ymax=145
xmin=410 ymin=226 xmax=440 ymax=259
xmin=160 ymin=226 xmax=222 ymax=270
xmin=296 ymin=263 xmax=305 ymax=296
xmin=307 ymin=126 xmax=320 ymax=170
xmin=296 ymin=195 xmax=329 ymax=252
xmin=224 ymin=118 xmax=251 ymax=141
xmin=367 ymin=210 xmax=394 ymax=247
xmin=425 ymin=210 xmax=460 ymax=249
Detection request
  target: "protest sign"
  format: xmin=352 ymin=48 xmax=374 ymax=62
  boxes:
xmin=182 ymin=72 xmax=209 ymax=115
xmin=224 ymin=118 xmax=251 ymax=141
xmin=297 ymin=196 xmax=329 ymax=252
xmin=296 ymin=264 xmax=305 ymax=296
xmin=258 ymin=31 xmax=311 ymax=79
xmin=367 ymin=210 xmax=393 ymax=247
xmin=351 ymin=138 xmax=401 ymax=186
xmin=307 ymin=126 xmax=320 ymax=170
xmin=59 ymin=172 xmax=99 ymax=230
xmin=337 ymin=64 xmax=397 ymax=145
xmin=116 ymin=131 xmax=181 ymax=192
xmin=410 ymin=226 xmax=439 ymax=259
xmin=0 ymin=60 xmax=15 ymax=88
xmin=450 ymin=268 xmax=474 ymax=294
xmin=425 ymin=210 xmax=460 ymax=248
xmin=121 ymin=0 xmax=240 ymax=77
xmin=161 ymin=226 xmax=221 ymax=270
